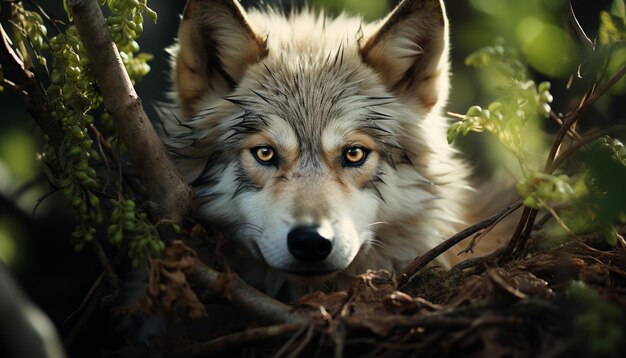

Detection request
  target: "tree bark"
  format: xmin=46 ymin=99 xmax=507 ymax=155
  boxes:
xmin=67 ymin=0 xmax=192 ymax=224
xmin=191 ymin=259 xmax=310 ymax=324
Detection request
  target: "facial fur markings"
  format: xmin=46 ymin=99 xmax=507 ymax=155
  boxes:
xmin=166 ymin=0 xmax=472 ymax=299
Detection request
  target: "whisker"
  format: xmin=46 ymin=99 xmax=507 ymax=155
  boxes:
xmin=235 ymin=223 xmax=264 ymax=235
xmin=367 ymin=236 xmax=387 ymax=249
xmin=365 ymin=221 xmax=389 ymax=228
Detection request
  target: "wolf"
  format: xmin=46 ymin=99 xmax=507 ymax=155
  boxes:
xmin=164 ymin=0 xmax=487 ymax=299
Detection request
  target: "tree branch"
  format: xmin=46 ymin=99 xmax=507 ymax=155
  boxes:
xmin=549 ymin=125 xmax=626 ymax=172
xmin=190 ymin=259 xmax=310 ymax=324
xmin=398 ymin=201 xmax=523 ymax=288
xmin=567 ymin=0 xmax=594 ymax=52
xmin=64 ymin=0 xmax=309 ymax=338
xmin=66 ymin=0 xmax=192 ymax=225
xmin=0 ymin=23 xmax=62 ymax=148
xmin=501 ymin=65 xmax=626 ymax=262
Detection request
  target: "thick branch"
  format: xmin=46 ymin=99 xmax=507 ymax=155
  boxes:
xmin=67 ymin=0 xmax=191 ymax=224
xmin=190 ymin=259 xmax=310 ymax=324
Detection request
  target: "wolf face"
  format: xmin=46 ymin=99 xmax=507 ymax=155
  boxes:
xmin=166 ymin=0 xmax=469 ymax=296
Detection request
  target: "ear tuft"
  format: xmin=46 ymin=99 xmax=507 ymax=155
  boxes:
xmin=175 ymin=0 xmax=268 ymax=115
xmin=360 ymin=0 xmax=449 ymax=111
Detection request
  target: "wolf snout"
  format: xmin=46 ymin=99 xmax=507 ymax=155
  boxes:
xmin=287 ymin=225 xmax=333 ymax=263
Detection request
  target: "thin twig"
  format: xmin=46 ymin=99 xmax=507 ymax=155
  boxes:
xmin=62 ymin=274 xmax=107 ymax=348
xmin=502 ymin=65 xmax=626 ymax=261
xmin=88 ymin=124 xmax=112 ymax=170
xmin=287 ymin=323 xmax=315 ymax=358
xmin=544 ymin=206 xmax=579 ymax=239
xmin=0 ymin=23 xmax=62 ymax=148
xmin=545 ymin=109 xmax=581 ymax=172
xmin=567 ymin=0 xmax=594 ymax=51
xmin=332 ymin=295 xmax=352 ymax=358
xmin=90 ymin=239 xmax=121 ymax=295
xmin=398 ymin=201 xmax=522 ymax=288
xmin=32 ymin=187 xmax=59 ymax=215
xmin=87 ymin=124 xmax=144 ymax=198
xmin=62 ymin=235 xmax=130 ymax=349
xmin=548 ymin=125 xmax=626 ymax=172
xmin=61 ymin=274 xmax=103 ymax=329
xmin=458 ymin=202 xmax=522 ymax=255
xmin=576 ymin=65 xmax=626 ymax=115
xmin=549 ymin=111 xmax=582 ymax=141
xmin=450 ymin=247 xmax=505 ymax=274
xmin=273 ymin=323 xmax=312 ymax=358
xmin=533 ymin=212 xmax=554 ymax=231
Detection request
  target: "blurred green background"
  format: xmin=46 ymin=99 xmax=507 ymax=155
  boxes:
xmin=0 ymin=0 xmax=623 ymax=338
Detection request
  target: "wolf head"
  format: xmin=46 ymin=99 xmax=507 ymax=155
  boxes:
xmin=166 ymin=0 xmax=463 ymax=293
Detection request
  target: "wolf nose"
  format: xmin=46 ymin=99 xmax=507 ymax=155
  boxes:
xmin=287 ymin=225 xmax=333 ymax=263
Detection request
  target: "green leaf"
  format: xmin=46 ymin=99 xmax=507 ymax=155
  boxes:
xmin=145 ymin=7 xmax=158 ymax=24
xmin=599 ymin=11 xmax=626 ymax=45
xmin=516 ymin=172 xmax=576 ymax=209
xmin=447 ymin=122 xmax=461 ymax=144
xmin=465 ymin=41 xmax=528 ymax=80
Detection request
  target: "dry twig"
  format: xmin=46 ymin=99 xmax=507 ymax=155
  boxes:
xmin=398 ymin=201 xmax=522 ymax=288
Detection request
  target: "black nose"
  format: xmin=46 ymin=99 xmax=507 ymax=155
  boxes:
xmin=287 ymin=225 xmax=333 ymax=263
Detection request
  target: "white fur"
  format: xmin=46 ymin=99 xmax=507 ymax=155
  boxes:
xmin=164 ymin=0 xmax=472 ymax=300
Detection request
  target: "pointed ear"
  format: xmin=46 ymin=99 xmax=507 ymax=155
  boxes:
xmin=174 ymin=0 xmax=268 ymax=114
xmin=360 ymin=0 xmax=449 ymax=110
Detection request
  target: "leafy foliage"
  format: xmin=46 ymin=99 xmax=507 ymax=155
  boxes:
xmin=108 ymin=199 xmax=164 ymax=267
xmin=10 ymin=3 xmax=48 ymax=67
xmin=448 ymin=1 xmax=626 ymax=245
xmin=599 ymin=0 xmax=626 ymax=46
xmin=599 ymin=0 xmax=626 ymax=94
xmin=1 ymin=1 xmax=625 ymax=356
xmin=448 ymin=41 xmax=552 ymax=173
xmin=4 ymin=0 xmax=161 ymax=263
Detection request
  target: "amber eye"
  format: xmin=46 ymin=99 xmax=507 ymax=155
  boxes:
xmin=252 ymin=146 xmax=277 ymax=166
xmin=342 ymin=146 xmax=369 ymax=167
